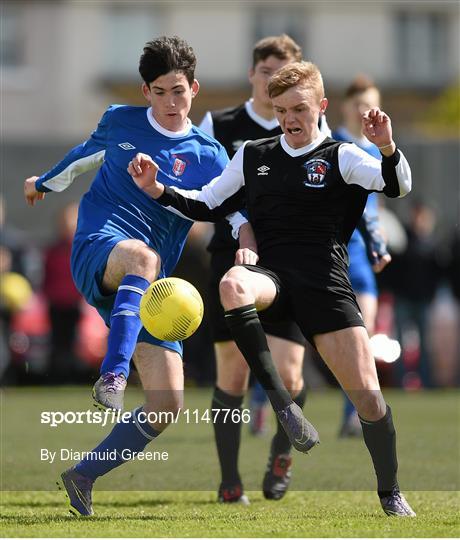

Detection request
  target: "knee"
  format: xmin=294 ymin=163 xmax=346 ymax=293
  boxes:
xmin=277 ymin=365 xmax=302 ymax=396
xmin=133 ymin=250 xmax=161 ymax=282
xmin=217 ymin=371 xmax=248 ymax=395
xmin=143 ymin=391 xmax=183 ymax=430
xmin=219 ymin=267 xmax=253 ymax=309
xmin=272 ymin=342 xmax=304 ymax=396
xmin=354 ymin=391 xmax=386 ymax=421
xmin=144 ymin=398 xmax=183 ymax=419
xmin=216 ymin=343 xmax=250 ymax=394
xmin=124 ymin=242 xmax=161 ymax=282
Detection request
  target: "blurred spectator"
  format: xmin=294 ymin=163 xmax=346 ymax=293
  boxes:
xmin=428 ymin=226 xmax=460 ymax=387
xmin=0 ymin=244 xmax=14 ymax=381
xmin=447 ymin=227 xmax=460 ymax=382
xmin=447 ymin=227 xmax=460 ymax=301
xmin=390 ymin=201 xmax=442 ymax=388
xmin=0 ymin=196 xmax=42 ymax=288
xmin=0 ymin=196 xmax=34 ymax=383
xmin=429 ymin=286 xmax=459 ymax=387
xmin=42 ymin=203 xmax=82 ymax=381
xmin=0 ymin=195 xmax=30 ymax=279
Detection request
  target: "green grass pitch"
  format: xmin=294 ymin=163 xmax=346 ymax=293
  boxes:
xmin=1 ymin=386 xmax=459 ymax=537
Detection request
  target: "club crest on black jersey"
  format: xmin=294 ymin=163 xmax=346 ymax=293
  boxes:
xmin=302 ymin=159 xmax=331 ymax=188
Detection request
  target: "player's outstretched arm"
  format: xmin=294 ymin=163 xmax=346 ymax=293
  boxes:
xmin=128 ymin=149 xmax=247 ymax=222
xmin=339 ymin=109 xmax=412 ymax=199
xmin=30 ymin=105 xmax=114 ymax=198
xmin=24 ymin=176 xmax=46 ymax=206
xmin=27 ymin=137 xmax=105 ymax=201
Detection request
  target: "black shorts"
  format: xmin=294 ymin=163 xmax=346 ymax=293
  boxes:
xmin=208 ymin=249 xmax=306 ymax=345
xmin=240 ymin=257 xmax=365 ymax=345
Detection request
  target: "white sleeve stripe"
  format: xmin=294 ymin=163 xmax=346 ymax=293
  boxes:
xmin=42 ymin=150 xmax=105 ymax=192
xmin=117 ymin=285 xmax=145 ymax=295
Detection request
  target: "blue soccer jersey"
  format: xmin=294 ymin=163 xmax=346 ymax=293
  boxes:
xmin=36 ymin=105 xmax=231 ymax=348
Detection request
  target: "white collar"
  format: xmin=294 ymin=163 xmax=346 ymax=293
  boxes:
xmin=146 ymin=107 xmax=192 ymax=138
xmin=280 ymin=131 xmax=327 ymax=157
xmin=245 ymin=99 xmax=279 ymax=131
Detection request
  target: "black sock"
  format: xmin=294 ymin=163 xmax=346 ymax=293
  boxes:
xmin=272 ymin=384 xmax=308 ymax=455
xmin=225 ymin=305 xmax=293 ymax=412
xmin=360 ymin=405 xmax=399 ymax=497
xmin=211 ymin=387 xmax=244 ymax=486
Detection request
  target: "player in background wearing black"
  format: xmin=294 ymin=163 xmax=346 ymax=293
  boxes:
xmin=128 ymin=61 xmax=416 ymax=517
xmin=199 ymin=34 xmax=324 ymax=504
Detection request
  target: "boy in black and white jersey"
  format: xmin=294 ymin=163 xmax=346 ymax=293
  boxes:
xmin=128 ymin=61 xmax=416 ymax=517
xmin=199 ymin=35 xmax=331 ymax=504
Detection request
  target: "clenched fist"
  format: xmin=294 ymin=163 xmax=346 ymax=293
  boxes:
xmin=24 ymin=176 xmax=45 ymax=206
xmin=127 ymin=153 xmax=164 ymax=199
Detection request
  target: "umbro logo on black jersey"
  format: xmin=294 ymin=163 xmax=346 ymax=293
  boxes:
xmin=118 ymin=142 xmax=136 ymax=150
xmin=257 ymin=165 xmax=270 ymax=175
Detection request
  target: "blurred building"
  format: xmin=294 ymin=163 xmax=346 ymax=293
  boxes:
xmin=2 ymin=0 xmax=459 ymax=240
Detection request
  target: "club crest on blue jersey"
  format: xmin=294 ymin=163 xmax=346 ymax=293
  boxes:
xmin=302 ymin=159 xmax=330 ymax=188
xmin=172 ymin=157 xmax=186 ymax=176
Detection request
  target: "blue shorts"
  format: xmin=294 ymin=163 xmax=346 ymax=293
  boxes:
xmin=348 ymin=242 xmax=378 ymax=297
xmin=71 ymin=232 xmax=183 ymax=357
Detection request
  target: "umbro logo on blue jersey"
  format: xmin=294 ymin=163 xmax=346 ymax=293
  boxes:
xmin=118 ymin=142 xmax=136 ymax=150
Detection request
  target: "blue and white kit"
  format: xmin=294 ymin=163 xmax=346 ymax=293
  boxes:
xmin=36 ymin=104 xmax=239 ymax=352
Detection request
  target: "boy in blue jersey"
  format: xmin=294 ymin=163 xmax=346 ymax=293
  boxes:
xmin=332 ymin=76 xmax=392 ymax=437
xmin=23 ymin=36 xmax=247 ymax=516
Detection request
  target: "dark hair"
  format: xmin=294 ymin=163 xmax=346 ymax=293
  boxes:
xmin=252 ymin=34 xmax=302 ymax=68
xmin=139 ymin=36 xmax=197 ymax=86
xmin=344 ymin=75 xmax=377 ymax=99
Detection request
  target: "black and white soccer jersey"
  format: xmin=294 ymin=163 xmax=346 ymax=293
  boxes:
xmin=199 ymin=101 xmax=331 ymax=252
xmin=157 ymin=132 xmax=411 ymax=270
xmin=200 ymin=101 xmax=281 ymax=252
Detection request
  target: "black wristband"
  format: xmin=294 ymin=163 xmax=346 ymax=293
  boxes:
xmin=381 ymin=147 xmax=400 ymax=166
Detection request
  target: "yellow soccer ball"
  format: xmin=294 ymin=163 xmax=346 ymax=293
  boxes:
xmin=0 ymin=272 xmax=33 ymax=312
xmin=140 ymin=277 xmax=204 ymax=341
